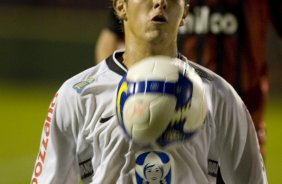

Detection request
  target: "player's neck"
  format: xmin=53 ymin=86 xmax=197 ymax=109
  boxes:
xmin=122 ymin=40 xmax=178 ymax=69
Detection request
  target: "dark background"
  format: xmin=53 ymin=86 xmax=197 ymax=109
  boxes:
xmin=0 ymin=0 xmax=109 ymax=9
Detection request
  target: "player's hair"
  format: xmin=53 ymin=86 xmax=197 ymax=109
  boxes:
xmin=120 ymin=0 xmax=189 ymax=4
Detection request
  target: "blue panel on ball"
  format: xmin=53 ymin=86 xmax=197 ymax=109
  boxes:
xmin=126 ymin=73 xmax=193 ymax=110
xmin=174 ymin=74 xmax=193 ymax=110
xmin=156 ymin=119 xmax=196 ymax=147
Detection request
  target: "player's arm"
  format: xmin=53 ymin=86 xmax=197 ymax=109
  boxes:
xmin=95 ymin=28 xmax=121 ymax=63
xmin=215 ymin=84 xmax=267 ymax=183
xmin=31 ymin=86 xmax=80 ymax=184
xmin=95 ymin=10 xmax=124 ymax=63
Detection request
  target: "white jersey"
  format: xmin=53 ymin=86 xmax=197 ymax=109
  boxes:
xmin=31 ymin=50 xmax=267 ymax=184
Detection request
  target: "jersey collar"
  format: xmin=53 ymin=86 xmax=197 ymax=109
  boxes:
xmin=106 ymin=50 xmax=127 ymax=76
xmin=105 ymin=50 xmax=188 ymax=76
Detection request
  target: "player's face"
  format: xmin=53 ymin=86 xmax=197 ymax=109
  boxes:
xmin=145 ymin=164 xmax=162 ymax=182
xmin=122 ymin=0 xmax=187 ymax=44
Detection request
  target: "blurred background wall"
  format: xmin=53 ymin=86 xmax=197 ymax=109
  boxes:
xmin=0 ymin=0 xmax=110 ymax=84
xmin=0 ymin=1 xmax=281 ymax=183
xmin=267 ymin=25 xmax=282 ymax=95
xmin=0 ymin=0 xmax=281 ymax=93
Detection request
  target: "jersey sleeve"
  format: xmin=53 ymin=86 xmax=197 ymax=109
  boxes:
xmin=31 ymin=84 xmax=82 ymax=184
xmin=215 ymin=83 xmax=267 ymax=183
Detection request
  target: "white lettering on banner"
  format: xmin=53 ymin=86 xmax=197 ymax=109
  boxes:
xmin=31 ymin=93 xmax=58 ymax=184
xmin=179 ymin=6 xmax=238 ymax=35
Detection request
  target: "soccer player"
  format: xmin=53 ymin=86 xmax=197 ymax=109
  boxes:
xmin=95 ymin=0 xmax=282 ymax=158
xmin=32 ymin=0 xmax=267 ymax=183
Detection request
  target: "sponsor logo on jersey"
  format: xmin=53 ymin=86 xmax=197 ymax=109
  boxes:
xmin=208 ymin=159 xmax=219 ymax=177
xmin=179 ymin=6 xmax=239 ymax=35
xmin=135 ymin=151 xmax=172 ymax=184
xmin=31 ymin=93 xmax=58 ymax=184
xmin=99 ymin=115 xmax=115 ymax=123
xmin=79 ymin=158 xmax=94 ymax=180
xmin=73 ymin=77 xmax=95 ymax=93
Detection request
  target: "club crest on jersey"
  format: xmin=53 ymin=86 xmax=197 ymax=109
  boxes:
xmin=135 ymin=151 xmax=172 ymax=184
xmin=73 ymin=77 xmax=95 ymax=93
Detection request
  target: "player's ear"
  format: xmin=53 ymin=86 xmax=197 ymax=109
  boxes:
xmin=179 ymin=4 xmax=189 ymax=26
xmin=113 ymin=0 xmax=127 ymax=21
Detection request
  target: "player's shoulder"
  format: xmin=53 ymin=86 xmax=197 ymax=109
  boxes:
xmin=187 ymin=59 xmax=235 ymax=93
xmin=57 ymin=60 xmax=110 ymax=97
xmin=186 ymin=58 xmax=245 ymax=128
xmin=185 ymin=58 xmax=240 ymax=105
xmin=58 ymin=51 xmax=126 ymax=98
xmin=187 ymin=60 xmax=215 ymax=82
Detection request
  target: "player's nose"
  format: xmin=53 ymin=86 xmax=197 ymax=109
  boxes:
xmin=153 ymin=0 xmax=167 ymax=10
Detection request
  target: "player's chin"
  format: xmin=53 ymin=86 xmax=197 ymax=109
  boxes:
xmin=145 ymin=31 xmax=169 ymax=44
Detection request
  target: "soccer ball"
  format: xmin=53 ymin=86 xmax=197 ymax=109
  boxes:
xmin=116 ymin=56 xmax=207 ymax=147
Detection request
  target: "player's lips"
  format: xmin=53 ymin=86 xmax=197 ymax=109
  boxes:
xmin=151 ymin=14 xmax=168 ymax=24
